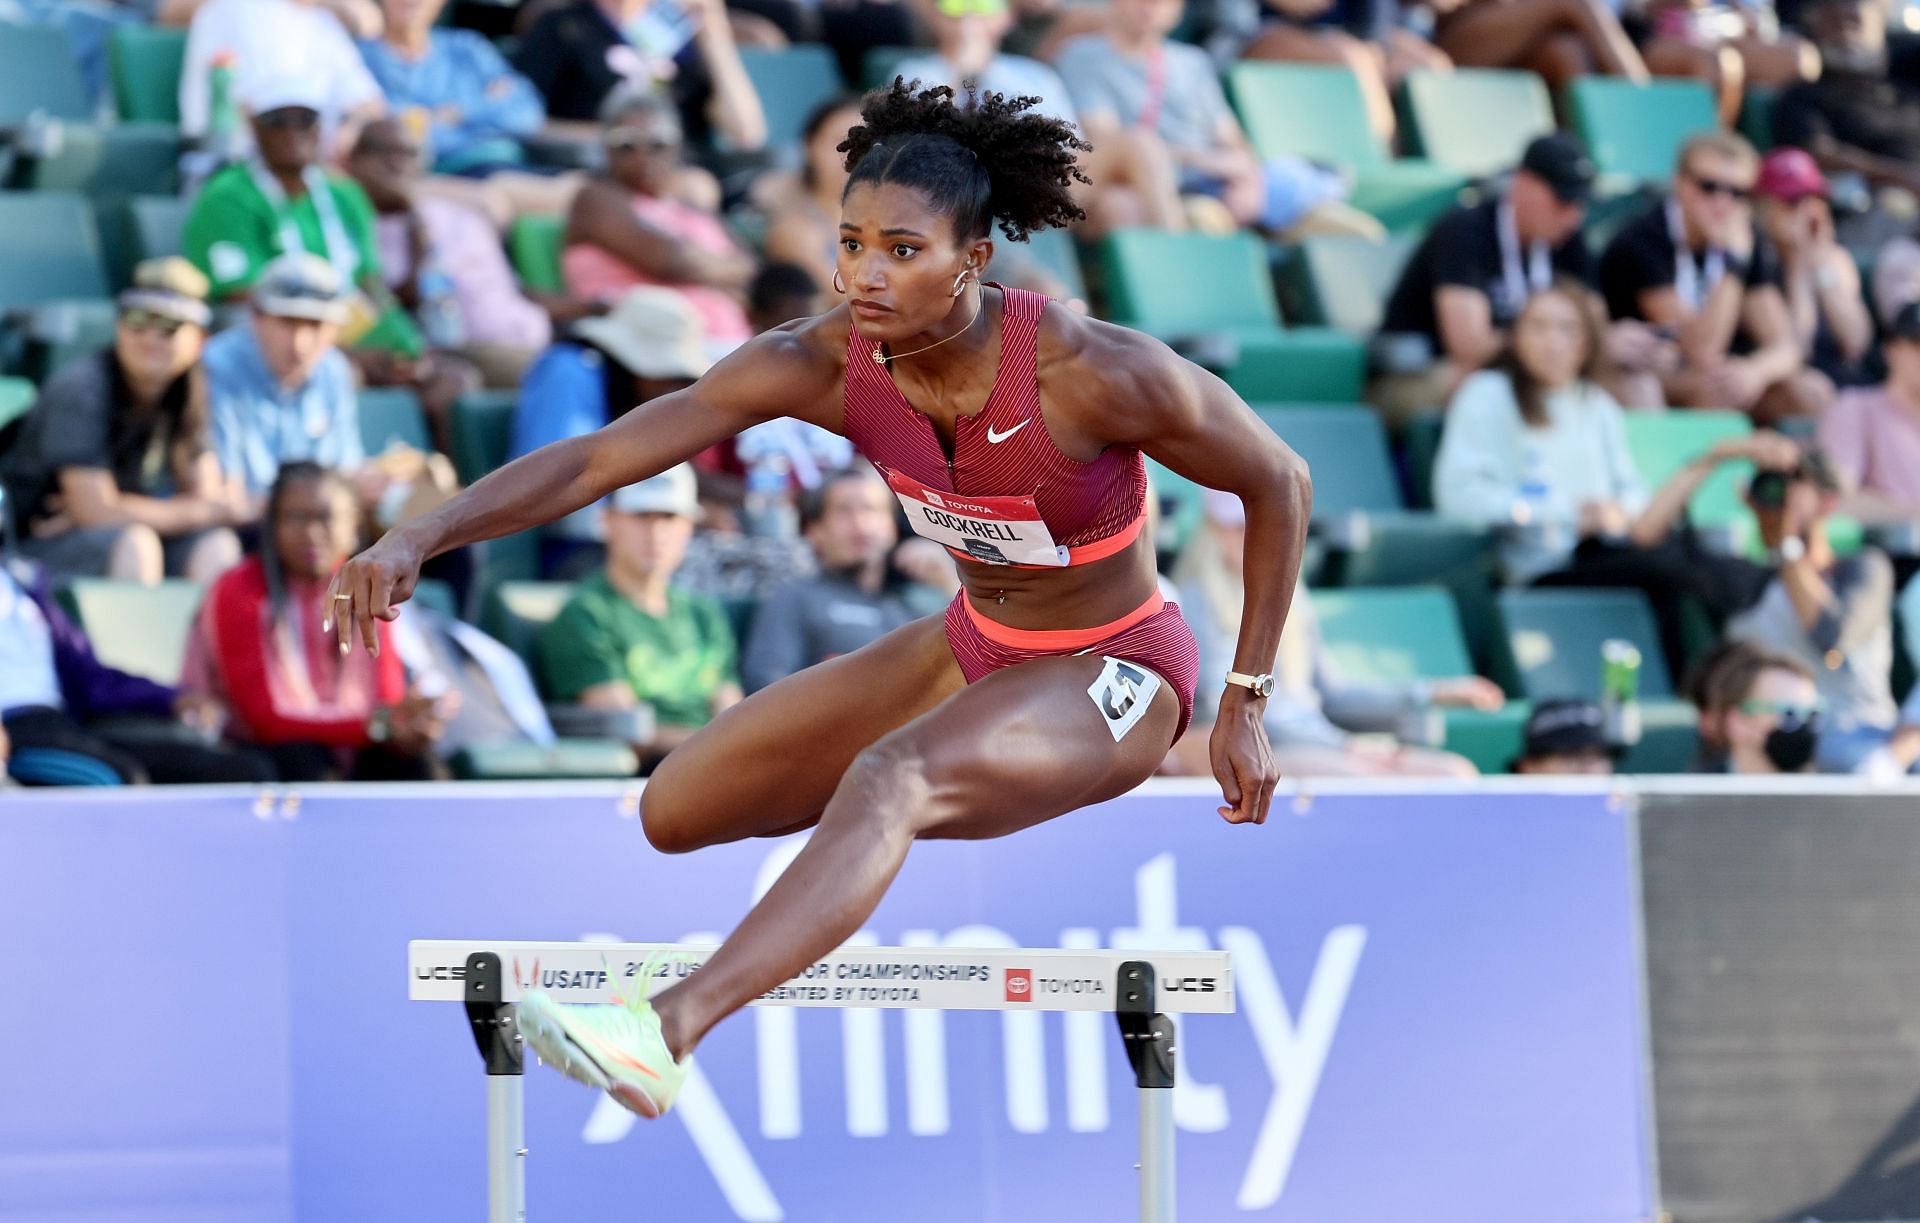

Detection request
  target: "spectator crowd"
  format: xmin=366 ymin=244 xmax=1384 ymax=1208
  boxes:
xmin=5 ymin=0 xmax=1920 ymax=787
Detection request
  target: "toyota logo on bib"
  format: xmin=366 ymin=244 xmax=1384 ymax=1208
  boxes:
xmin=1004 ymin=968 xmax=1032 ymax=1002
xmin=923 ymin=491 xmax=947 ymax=508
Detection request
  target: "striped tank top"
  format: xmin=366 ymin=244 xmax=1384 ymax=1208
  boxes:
xmin=842 ymin=284 xmax=1147 ymax=565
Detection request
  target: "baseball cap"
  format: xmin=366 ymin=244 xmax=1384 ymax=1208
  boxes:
xmin=609 ymin=464 xmax=699 ymax=517
xmin=1519 ymin=133 xmax=1597 ymax=205
xmin=252 ymin=252 xmax=353 ymax=324
xmin=1517 ymin=698 xmax=1615 ymax=761
xmin=1755 ymin=147 xmax=1829 ymax=202
xmin=572 ymin=287 xmax=714 ymax=381
xmin=243 ymin=74 xmax=329 ymax=120
xmin=117 ymin=257 xmax=212 ymax=328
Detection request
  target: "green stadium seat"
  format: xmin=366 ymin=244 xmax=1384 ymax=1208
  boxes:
xmin=1566 ymin=77 xmax=1718 ymax=186
xmin=1147 ymin=458 xmax=1206 ymax=562
xmin=22 ymin=124 xmax=182 ymax=200
xmin=1739 ymin=86 xmax=1778 ymax=153
xmin=1253 ymin=406 xmax=1400 ymax=516
xmin=1493 ymin=587 xmax=1698 ymax=771
xmin=1622 ymin=409 xmax=1751 ymax=533
xmin=99 ymin=194 xmax=190 ymax=289
xmin=1017 ymin=226 xmax=1086 ymax=305
xmin=508 ymin=213 xmax=565 ymax=295
xmin=862 ymin=46 xmax=915 ymax=90
xmin=1312 ymin=585 xmax=1528 ymax=772
xmin=357 ymin=386 xmax=431 ymax=455
xmin=451 ymin=390 xmax=542 ymax=585
xmin=1227 ymin=63 xmax=1467 ymax=232
xmin=59 ymin=578 xmax=204 ymax=686
xmin=479 ymin=580 xmax=574 ymax=670
xmin=0 ymin=192 xmax=111 ymax=309
xmin=739 ymin=46 xmax=847 ymax=147
xmin=0 ymin=375 xmax=32 ymax=430
xmin=1100 ymin=228 xmax=1368 ymax=401
xmin=109 ymin=25 xmax=187 ymax=124
xmin=1402 ymin=69 xmax=1556 ymax=179
xmin=450 ymin=739 xmax=639 ymax=780
xmin=1279 ymin=234 xmax=1417 ymax=333
xmin=0 ymin=25 xmax=92 ymax=123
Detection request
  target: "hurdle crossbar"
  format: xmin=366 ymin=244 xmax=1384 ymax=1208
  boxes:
xmin=410 ymin=941 xmax=1234 ymax=1223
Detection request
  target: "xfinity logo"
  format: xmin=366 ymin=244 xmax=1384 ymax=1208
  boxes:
xmin=574 ymin=850 xmax=1368 ymax=1222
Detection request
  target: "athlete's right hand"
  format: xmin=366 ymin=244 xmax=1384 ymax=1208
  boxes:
xmin=1211 ymin=691 xmax=1279 ymax=825
xmin=323 ymin=527 xmax=427 ymax=657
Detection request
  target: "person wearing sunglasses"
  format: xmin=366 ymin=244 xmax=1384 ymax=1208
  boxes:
xmin=1600 ymin=131 xmax=1827 ymax=422
xmin=1689 ymin=640 xmax=1824 ymax=774
xmin=564 ymin=87 xmax=757 ymax=353
xmin=1 ymin=259 xmax=244 ymax=584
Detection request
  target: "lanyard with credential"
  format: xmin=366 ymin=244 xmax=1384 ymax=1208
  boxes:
xmin=1136 ymin=46 xmax=1167 ymax=133
xmin=249 ymin=161 xmax=360 ymax=282
xmin=1496 ymin=198 xmax=1553 ymax=312
xmin=1666 ymin=197 xmax=1725 ymax=313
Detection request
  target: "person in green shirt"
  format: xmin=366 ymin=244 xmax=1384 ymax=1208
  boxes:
xmin=537 ymin=464 xmax=742 ymax=767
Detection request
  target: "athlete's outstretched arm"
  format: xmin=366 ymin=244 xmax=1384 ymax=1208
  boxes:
xmin=325 ymin=327 xmax=838 ymax=654
xmin=1072 ymin=324 xmax=1313 ymax=826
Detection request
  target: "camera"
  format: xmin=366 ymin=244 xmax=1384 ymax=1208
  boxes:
xmin=1748 ymin=469 xmax=1791 ymax=509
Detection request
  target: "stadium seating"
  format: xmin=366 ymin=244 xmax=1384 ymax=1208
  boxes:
xmin=357 ymin=387 xmax=432 ymax=456
xmin=1278 ymin=234 xmax=1417 ymax=334
xmin=739 ymin=46 xmax=847 ymax=147
xmin=1401 ymin=69 xmax=1556 ymax=180
xmin=479 ymin=580 xmax=573 ymax=669
xmin=1492 ymin=587 xmax=1699 ymax=771
xmin=57 ymin=578 xmax=203 ymax=686
xmin=109 ymin=25 xmax=187 ymax=124
xmin=451 ymin=391 xmax=542 ymax=585
xmin=508 ymin=213 xmax=565 ymax=296
xmin=0 ymin=375 xmax=32 ymax=431
xmin=0 ymin=25 xmax=92 ymax=123
xmin=862 ymin=46 xmax=914 ymax=90
xmin=1254 ymin=405 xmax=1399 ymax=518
xmin=1622 ymin=409 xmax=1751 ymax=538
xmin=0 ymin=191 xmax=112 ymax=308
xmin=1566 ymin=77 xmax=1718 ymax=187
xmin=1312 ymin=585 xmax=1528 ymax=772
xmin=1100 ymin=228 xmax=1367 ymax=402
xmin=0 ymin=26 xmax=180 ymax=200
xmin=1226 ymin=63 xmax=1467 ymax=233
xmin=98 ymin=193 xmax=190 ymax=290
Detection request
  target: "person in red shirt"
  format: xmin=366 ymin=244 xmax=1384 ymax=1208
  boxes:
xmin=180 ymin=462 xmax=452 ymax=780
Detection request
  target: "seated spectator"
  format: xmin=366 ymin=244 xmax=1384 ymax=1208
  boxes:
xmin=763 ymin=98 xmax=868 ymax=297
xmin=203 ymin=255 xmax=366 ymax=509
xmin=1169 ymin=491 xmax=1503 ymax=778
xmin=536 ymin=466 xmax=743 ymax=769
xmin=3 ymin=259 xmax=243 ymax=582
xmin=0 ymin=554 xmax=275 ymax=786
xmin=347 ymin=118 xmax=562 ymax=390
xmin=389 ymin=605 xmax=563 ymax=766
xmin=180 ymin=0 xmax=385 ymax=165
xmin=1237 ymin=0 xmax=1450 ymax=147
xmin=359 ymin=0 xmax=547 ymax=177
xmin=1056 ymin=0 xmax=1378 ymax=240
xmin=1600 ymin=132 xmax=1827 ymax=422
xmin=180 ymin=462 xmax=451 ymax=780
xmin=1754 ymin=148 xmax=1873 ymax=387
xmin=1687 ymin=638 xmax=1822 ymax=773
xmin=564 ymin=89 xmax=757 ymax=353
xmin=1377 ymin=135 xmax=1651 ymax=422
xmin=740 ymin=468 xmax=920 ymax=692
xmin=1772 ymin=0 xmax=1920 ymax=246
xmin=1433 ymin=0 xmax=1649 ymax=92
xmin=1509 ymin=698 xmax=1619 ymax=774
xmin=1821 ymin=302 xmax=1920 ymax=531
xmin=514 ymin=0 xmax=767 ymax=151
xmin=183 ymin=77 xmax=480 ymax=441
xmin=1720 ymin=447 xmax=1906 ymax=772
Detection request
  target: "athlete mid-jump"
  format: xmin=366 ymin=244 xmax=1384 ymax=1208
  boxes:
xmin=325 ymin=80 xmax=1310 ymax=1117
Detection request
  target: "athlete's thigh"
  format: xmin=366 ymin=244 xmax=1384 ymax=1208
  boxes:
xmin=642 ymin=613 xmax=966 ymax=849
xmin=881 ymin=651 xmax=1183 ymax=842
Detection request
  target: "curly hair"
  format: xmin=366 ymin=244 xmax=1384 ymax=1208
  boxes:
xmin=838 ymin=79 xmax=1089 ymax=243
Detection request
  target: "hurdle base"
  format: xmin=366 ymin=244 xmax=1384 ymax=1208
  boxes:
xmin=465 ymin=952 xmax=527 ymax=1223
xmin=1116 ymin=960 xmax=1176 ymax=1223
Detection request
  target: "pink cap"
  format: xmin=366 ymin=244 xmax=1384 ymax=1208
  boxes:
xmin=1756 ymin=148 xmax=1829 ymax=202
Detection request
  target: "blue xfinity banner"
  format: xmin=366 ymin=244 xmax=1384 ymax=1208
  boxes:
xmin=0 ymin=783 xmax=1651 ymax=1222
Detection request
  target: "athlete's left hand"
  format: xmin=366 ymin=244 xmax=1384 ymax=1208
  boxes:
xmin=1211 ymin=691 xmax=1279 ymax=825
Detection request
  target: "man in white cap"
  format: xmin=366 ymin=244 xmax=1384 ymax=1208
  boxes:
xmin=201 ymin=253 xmax=365 ymax=507
xmin=536 ymin=463 xmax=742 ymax=771
xmin=178 ymin=0 xmax=385 ymax=162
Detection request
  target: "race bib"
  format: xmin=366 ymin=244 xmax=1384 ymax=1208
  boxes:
xmin=880 ymin=467 xmax=1067 ymax=568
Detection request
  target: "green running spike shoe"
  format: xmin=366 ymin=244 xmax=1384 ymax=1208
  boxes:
xmin=517 ymin=953 xmax=690 ymax=1118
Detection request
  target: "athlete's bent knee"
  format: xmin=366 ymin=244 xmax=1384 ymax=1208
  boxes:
xmin=837 ymin=737 xmax=937 ymax=836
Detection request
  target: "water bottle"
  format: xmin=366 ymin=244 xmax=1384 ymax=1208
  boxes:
xmin=415 ymin=256 xmax=466 ymax=350
xmin=1514 ymin=441 xmax=1562 ymax=560
xmin=206 ymin=51 xmax=246 ymax=166
xmin=742 ymin=452 xmax=796 ymax=539
xmin=1600 ymin=639 xmax=1643 ymax=749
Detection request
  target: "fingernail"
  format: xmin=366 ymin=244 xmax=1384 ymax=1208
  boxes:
xmin=321 ymin=619 xmax=331 ymax=633
xmin=339 ymin=641 xmax=349 ymax=656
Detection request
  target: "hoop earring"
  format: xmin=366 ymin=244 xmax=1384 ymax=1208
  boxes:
xmin=952 ymin=270 xmax=970 ymax=298
xmin=833 ymin=269 xmax=847 ymax=295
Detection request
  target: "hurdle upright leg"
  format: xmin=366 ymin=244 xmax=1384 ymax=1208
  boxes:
xmin=1117 ymin=960 xmax=1177 ymax=1223
xmin=464 ymin=952 xmax=527 ymax=1223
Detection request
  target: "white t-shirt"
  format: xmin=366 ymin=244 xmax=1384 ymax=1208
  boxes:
xmin=1433 ymin=369 xmax=1646 ymax=583
xmin=178 ymin=0 xmax=384 ymax=140
xmin=0 ymin=570 xmax=63 ymax=714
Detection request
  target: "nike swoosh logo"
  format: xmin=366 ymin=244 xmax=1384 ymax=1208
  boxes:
xmin=985 ymin=419 xmax=1030 ymax=444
